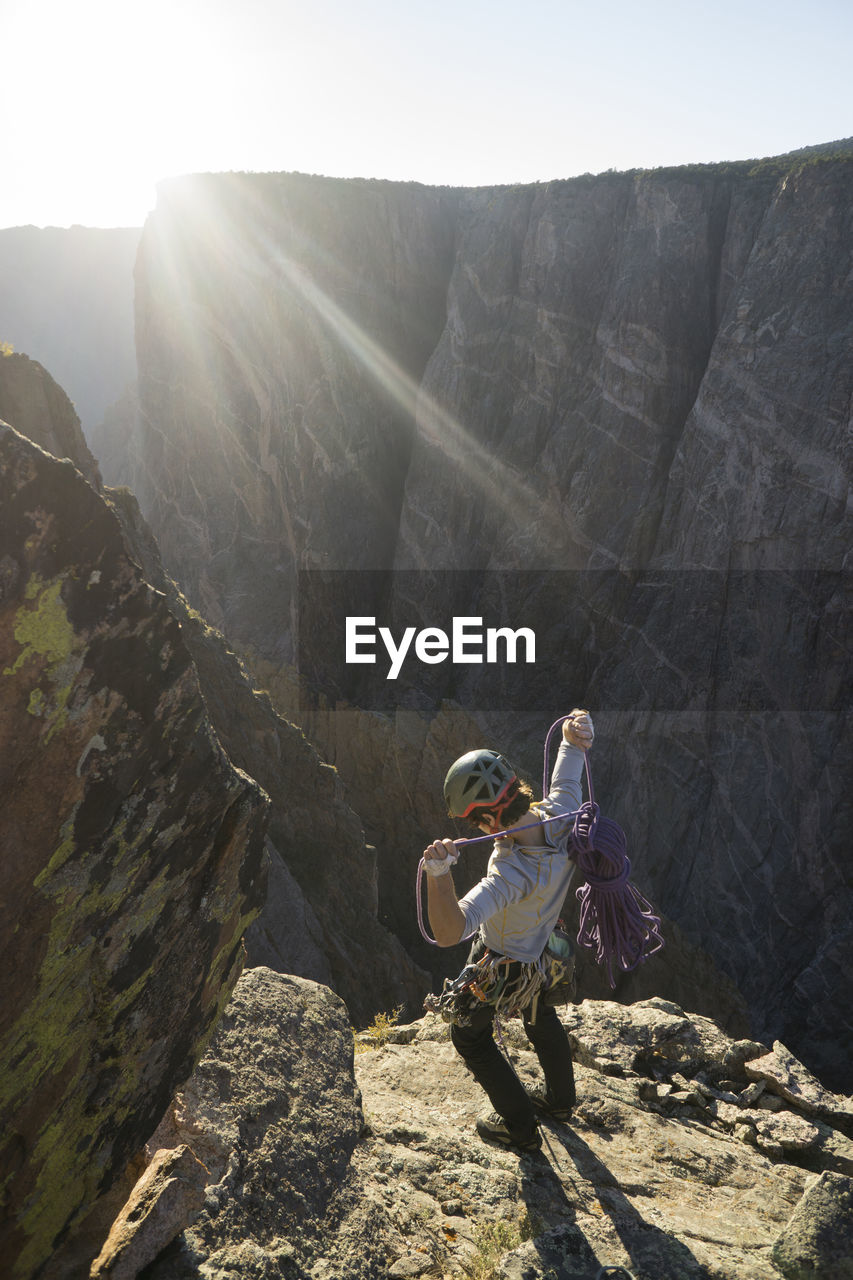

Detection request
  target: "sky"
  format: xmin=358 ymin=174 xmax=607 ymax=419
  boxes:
xmin=2 ymin=0 xmax=851 ymax=229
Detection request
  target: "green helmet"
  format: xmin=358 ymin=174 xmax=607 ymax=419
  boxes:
xmin=443 ymin=749 xmax=518 ymax=820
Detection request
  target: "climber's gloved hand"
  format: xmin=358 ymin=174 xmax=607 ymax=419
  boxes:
xmin=563 ymin=708 xmax=594 ymax=750
xmin=423 ymin=838 xmax=460 ymax=877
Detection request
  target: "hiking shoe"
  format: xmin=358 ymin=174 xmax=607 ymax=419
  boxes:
xmin=527 ymin=1087 xmax=573 ymax=1123
xmin=475 ymin=1111 xmax=542 ymax=1153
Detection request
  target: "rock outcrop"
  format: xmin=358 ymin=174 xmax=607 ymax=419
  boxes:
xmin=117 ymin=156 xmax=851 ymax=1090
xmin=111 ymin=967 xmax=853 ymax=1280
xmin=0 ymin=351 xmax=101 ymax=487
xmin=0 ymin=337 xmax=426 ymax=1051
xmin=0 ymin=422 xmax=269 ymax=1279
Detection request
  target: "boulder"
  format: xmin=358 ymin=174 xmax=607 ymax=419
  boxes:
xmin=142 ymin=968 xmax=363 ymax=1278
xmin=771 ymin=1171 xmax=853 ymax=1280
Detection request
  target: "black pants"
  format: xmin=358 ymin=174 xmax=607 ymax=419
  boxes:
xmin=450 ymin=989 xmax=576 ymax=1139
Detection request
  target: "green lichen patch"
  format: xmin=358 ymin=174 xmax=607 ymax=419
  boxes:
xmin=5 ymin=575 xmax=75 ymax=675
xmin=3 ymin=573 xmax=81 ymax=740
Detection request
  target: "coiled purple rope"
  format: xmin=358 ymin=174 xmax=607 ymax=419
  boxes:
xmin=542 ymin=717 xmax=664 ymax=987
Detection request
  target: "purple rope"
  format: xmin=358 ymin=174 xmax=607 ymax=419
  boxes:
xmin=543 ymin=717 xmax=665 ymax=987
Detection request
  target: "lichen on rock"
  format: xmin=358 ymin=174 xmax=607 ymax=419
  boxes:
xmin=0 ymin=421 xmax=269 ymax=1279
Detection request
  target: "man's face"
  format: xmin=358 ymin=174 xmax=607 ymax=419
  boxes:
xmin=471 ymin=807 xmax=499 ymax=833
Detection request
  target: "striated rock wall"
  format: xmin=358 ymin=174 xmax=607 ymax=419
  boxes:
xmin=131 ymin=173 xmax=458 ymax=656
xmin=0 ymin=422 xmax=269 ymax=1279
xmin=122 ymin=157 xmax=851 ymax=1088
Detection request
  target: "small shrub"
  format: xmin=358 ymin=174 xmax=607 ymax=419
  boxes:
xmin=0 ymin=341 xmax=13 ymax=357
xmin=471 ymin=1211 xmax=538 ymax=1279
xmin=353 ymin=1005 xmax=404 ymax=1053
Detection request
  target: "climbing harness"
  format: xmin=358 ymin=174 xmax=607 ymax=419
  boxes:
xmin=418 ymin=715 xmax=664 ymax=1005
xmin=423 ymin=923 xmax=575 ymax=1027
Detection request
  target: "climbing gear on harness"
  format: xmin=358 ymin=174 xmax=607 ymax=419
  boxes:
xmin=541 ymin=718 xmax=665 ymax=987
xmin=423 ymin=924 xmax=573 ymax=1026
xmin=475 ymin=1109 xmax=542 ymax=1152
xmin=540 ymin=924 xmax=575 ymax=1007
xmin=443 ymin=748 xmax=518 ymax=822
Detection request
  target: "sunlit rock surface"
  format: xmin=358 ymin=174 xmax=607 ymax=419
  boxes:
xmin=121 ymin=157 xmax=852 ymax=1091
xmin=0 ymin=422 xmax=268 ymax=1279
xmin=0 ymin=351 xmax=101 ymax=487
xmin=121 ymin=970 xmax=853 ymax=1280
xmin=131 ymin=174 xmax=458 ymax=653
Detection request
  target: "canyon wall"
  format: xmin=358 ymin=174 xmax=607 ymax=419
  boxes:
xmin=122 ymin=158 xmax=850 ymax=1088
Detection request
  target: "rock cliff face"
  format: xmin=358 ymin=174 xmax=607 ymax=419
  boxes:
xmin=104 ymin=967 xmax=853 ymax=1280
xmin=120 ymin=156 xmax=850 ymax=1088
xmin=0 ymin=337 xmax=436 ymax=1276
xmin=0 ymin=351 xmax=101 ymax=487
xmin=131 ymin=173 xmax=457 ymax=653
xmin=0 ymin=421 xmax=269 ymax=1279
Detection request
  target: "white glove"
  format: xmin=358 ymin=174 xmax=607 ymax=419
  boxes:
xmin=423 ymin=839 xmax=460 ymax=877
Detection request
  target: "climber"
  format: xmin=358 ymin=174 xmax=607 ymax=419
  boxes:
xmin=423 ymin=709 xmax=594 ymax=1153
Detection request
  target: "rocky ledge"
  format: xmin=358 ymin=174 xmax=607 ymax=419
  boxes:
xmin=95 ymin=969 xmax=853 ymax=1280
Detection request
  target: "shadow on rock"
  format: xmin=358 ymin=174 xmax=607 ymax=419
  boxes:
xmin=512 ymin=1125 xmax=714 ymax=1280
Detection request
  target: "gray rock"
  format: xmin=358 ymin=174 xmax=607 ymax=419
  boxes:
xmin=740 ymin=1080 xmax=767 ymax=1106
xmin=745 ymin=1042 xmax=853 ymax=1123
xmin=106 ymin=483 xmax=431 ymax=1027
xmin=90 ymin=1146 xmax=208 ymax=1279
xmin=771 ymin=1171 xmax=853 ymax=1279
xmin=144 ymin=968 xmax=363 ymax=1278
xmin=117 ymin=159 xmax=852 ymax=1094
xmin=114 ymin=986 xmax=853 ymax=1280
xmin=0 ymin=423 xmax=268 ymax=1280
xmin=754 ymin=1113 xmax=822 ymax=1157
xmin=0 ymin=351 xmax=101 ymax=485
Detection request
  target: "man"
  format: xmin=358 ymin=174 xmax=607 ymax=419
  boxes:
xmin=423 ymin=710 xmax=594 ymax=1152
